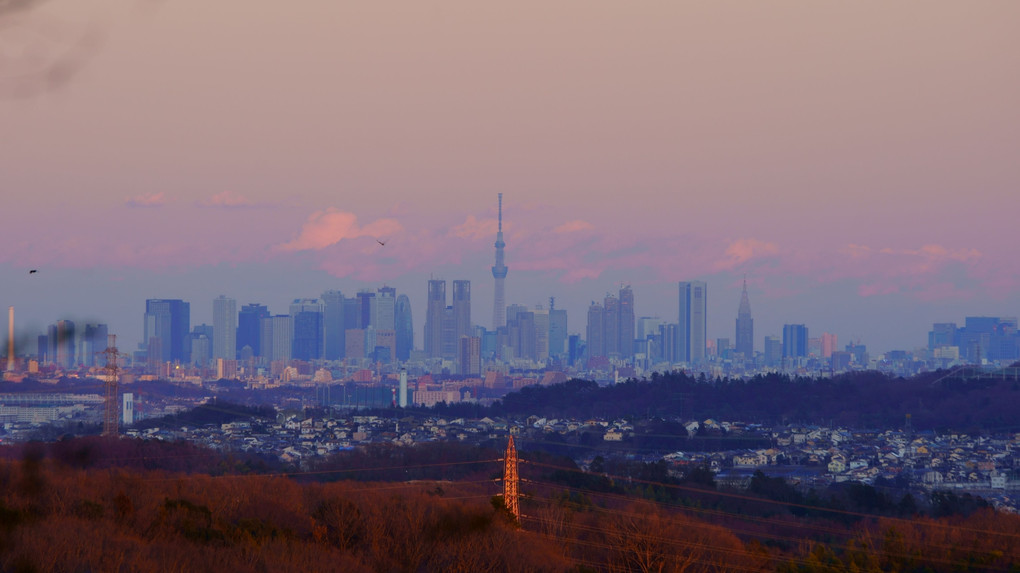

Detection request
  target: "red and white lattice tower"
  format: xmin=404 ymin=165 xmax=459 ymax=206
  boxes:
xmin=503 ymin=434 xmax=520 ymax=522
xmin=102 ymin=334 xmax=120 ymax=438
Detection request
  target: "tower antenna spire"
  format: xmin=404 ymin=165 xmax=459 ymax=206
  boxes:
xmin=491 ymin=194 xmax=508 ymax=330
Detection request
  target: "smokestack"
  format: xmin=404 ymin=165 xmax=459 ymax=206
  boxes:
xmin=6 ymin=306 xmax=13 ymax=372
xmin=399 ymin=368 xmax=408 ymax=408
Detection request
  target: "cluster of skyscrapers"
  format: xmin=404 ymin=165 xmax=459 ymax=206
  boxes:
xmin=137 ymin=288 xmax=415 ymax=375
xmin=12 ymin=195 xmax=1017 ymax=380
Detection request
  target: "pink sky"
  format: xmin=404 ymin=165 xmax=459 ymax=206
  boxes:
xmin=1 ymin=1 xmax=1018 ymax=353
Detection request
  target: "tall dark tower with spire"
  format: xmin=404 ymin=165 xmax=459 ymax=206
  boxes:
xmin=491 ymin=193 xmax=508 ymax=329
xmin=735 ymin=277 xmax=754 ymax=358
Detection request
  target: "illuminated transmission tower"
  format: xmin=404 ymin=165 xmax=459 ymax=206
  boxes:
xmin=503 ymin=435 xmax=520 ymax=522
xmin=101 ymin=334 xmax=121 ymax=438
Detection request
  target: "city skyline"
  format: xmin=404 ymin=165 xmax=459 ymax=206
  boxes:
xmin=1 ymin=1 xmax=1018 ymax=356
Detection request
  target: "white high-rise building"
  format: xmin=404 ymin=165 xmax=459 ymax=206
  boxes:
xmin=213 ymin=295 xmax=237 ymax=361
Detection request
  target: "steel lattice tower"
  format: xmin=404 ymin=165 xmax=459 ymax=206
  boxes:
xmin=491 ymin=193 xmax=508 ymax=330
xmin=503 ymin=434 xmax=520 ymax=522
xmin=102 ymin=334 xmax=120 ymax=438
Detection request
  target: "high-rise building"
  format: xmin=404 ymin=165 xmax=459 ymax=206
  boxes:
xmin=50 ymin=320 xmax=75 ymax=369
xmin=549 ymin=304 xmax=567 ymax=359
xmin=586 ymin=302 xmax=605 ymax=358
xmin=533 ymin=308 xmax=550 ymax=361
xmin=735 ymin=279 xmax=753 ymax=358
xmin=603 ymin=294 xmax=620 ymax=358
xmin=237 ymin=304 xmax=269 ymax=358
xmin=764 ymin=335 xmax=782 ymax=366
xmin=376 ymin=287 xmax=396 ymax=331
xmin=356 ymin=290 xmax=375 ymax=329
xmin=144 ymin=299 xmax=190 ymax=364
xmin=321 ymin=291 xmax=345 ymax=360
xmin=395 ymin=294 xmax=413 ymax=361
xmin=425 ymin=279 xmax=446 ymax=358
xmin=81 ymin=323 xmax=108 ymax=367
xmin=459 ymin=336 xmax=481 ymax=376
xmin=618 ymin=286 xmax=635 ymax=359
xmin=290 ymin=299 xmax=323 ymax=361
xmin=213 ymin=295 xmax=237 ymax=362
xmin=782 ymin=324 xmax=808 ymax=358
xmin=678 ymin=282 xmax=707 ymax=364
xmin=820 ymin=332 xmax=838 ymax=358
xmin=491 ymin=193 xmax=508 ymax=330
xmin=452 ymin=280 xmax=471 ymax=343
xmin=261 ymin=315 xmax=292 ymax=363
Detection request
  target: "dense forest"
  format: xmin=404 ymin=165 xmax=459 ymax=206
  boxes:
xmin=429 ymin=369 xmax=1020 ymax=432
xmin=1 ymin=437 xmax=1019 ymax=572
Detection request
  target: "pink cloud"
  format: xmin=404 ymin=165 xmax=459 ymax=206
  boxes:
xmin=714 ymin=239 xmax=780 ymax=271
xmin=561 ymin=266 xmax=606 ymax=283
xmin=125 ymin=192 xmax=166 ymax=207
xmin=198 ymin=191 xmax=254 ymax=208
xmin=451 ymin=215 xmax=498 ymax=241
xmin=554 ymin=220 xmax=595 ymax=234
xmin=276 ymin=209 xmax=403 ymax=252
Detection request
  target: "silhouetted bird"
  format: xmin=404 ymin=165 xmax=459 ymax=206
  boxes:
xmin=376 ymin=239 xmax=387 ymax=246
xmin=28 ymin=269 xmax=37 ymax=274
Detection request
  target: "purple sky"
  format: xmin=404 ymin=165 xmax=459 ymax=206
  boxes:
xmin=2 ymin=1 xmax=1018 ymax=355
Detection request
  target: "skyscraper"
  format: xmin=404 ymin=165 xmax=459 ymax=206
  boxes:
xmin=735 ymin=279 xmax=753 ymax=358
xmin=678 ymin=281 xmax=707 ymax=364
xmin=452 ymin=280 xmax=471 ymax=342
xmin=321 ymin=290 xmax=345 ymax=360
xmin=51 ymin=320 xmax=75 ymax=369
xmin=290 ymin=299 xmax=323 ymax=361
xmin=376 ymin=287 xmax=396 ymax=331
xmin=491 ymin=193 xmax=508 ymax=330
xmin=144 ymin=299 xmax=190 ymax=364
xmin=618 ymin=286 xmax=635 ymax=359
xmin=237 ymin=303 xmax=269 ymax=358
xmin=782 ymin=324 xmax=808 ymax=358
xmin=603 ymin=294 xmax=620 ymax=357
xmin=213 ymin=295 xmax=237 ymax=362
xmin=549 ymin=302 xmax=567 ymax=359
xmin=425 ymin=279 xmax=446 ymax=358
xmin=586 ymin=302 xmax=605 ymax=358
xmin=395 ymin=294 xmax=413 ymax=361
xmin=261 ymin=315 xmax=292 ymax=363
xmin=81 ymin=323 xmax=108 ymax=367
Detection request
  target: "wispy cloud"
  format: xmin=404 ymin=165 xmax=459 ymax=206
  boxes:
xmin=450 ymin=215 xmax=498 ymax=241
xmin=197 ymin=191 xmax=257 ymax=208
xmin=276 ymin=208 xmax=403 ymax=252
xmin=554 ymin=220 xmax=595 ymax=234
xmin=125 ymin=192 xmax=166 ymax=208
xmin=713 ymin=238 xmax=780 ymax=271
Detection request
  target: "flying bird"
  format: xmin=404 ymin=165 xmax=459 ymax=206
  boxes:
xmin=376 ymin=239 xmax=387 ymax=246
xmin=28 ymin=269 xmax=37 ymax=274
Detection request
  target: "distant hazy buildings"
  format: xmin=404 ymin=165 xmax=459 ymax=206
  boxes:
xmin=424 ymin=279 xmax=471 ymax=361
xmin=783 ymin=324 xmax=808 ymax=359
xmin=144 ymin=299 xmax=190 ymax=365
xmin=261 ymin=315 xmax=292 ymax=363
xmin=321 ymin=290 xmax=344 ymax=361
xmin=678 ymin=281 xmax=707 ymax=364
xmin=290 ymin=299 xmax=323 ymax=361
xmin=237 ymin=303 xmax=269 ymax=359
xmin=585 ymin=286 xmax=636 ymax=361
xmin=735 ymin=279 xmax=753 ymax=358
xmin=395 ymin=294 xmax=413 ymax=361
xmin=928 ymin=317 xmax=1019 ymax=363
xmin=212 ymin=295 xmax=236 ymax=362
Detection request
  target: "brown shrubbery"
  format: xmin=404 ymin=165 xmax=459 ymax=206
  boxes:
xmin=2 ymin=446 xmax=1020 ymax=572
